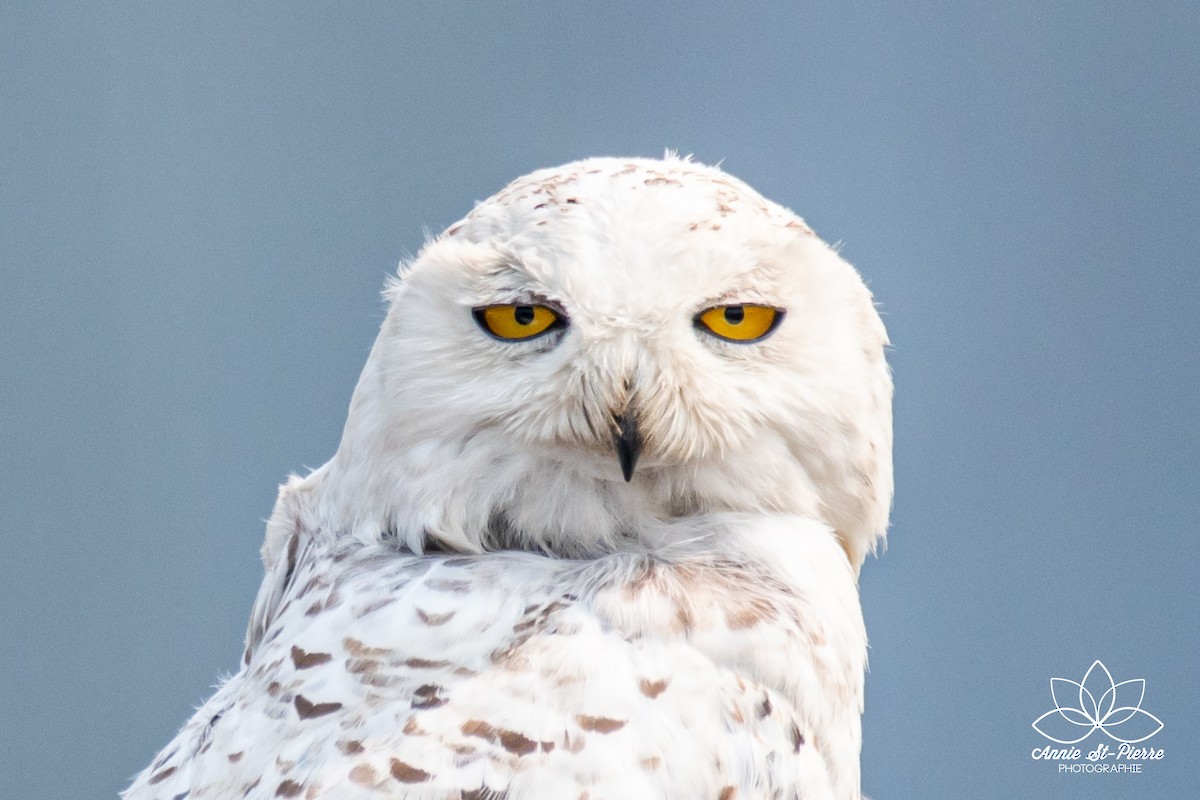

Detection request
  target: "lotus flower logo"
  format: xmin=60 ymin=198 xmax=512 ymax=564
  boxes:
xmin=1032 ymin=660 xmax=1163 ymax=744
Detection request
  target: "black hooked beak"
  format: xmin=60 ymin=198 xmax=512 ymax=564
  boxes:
xmin=612 ymin=414 xmax=642 ymax=483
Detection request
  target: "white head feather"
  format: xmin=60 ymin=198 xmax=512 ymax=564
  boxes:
xmin=262 ymin=156 xmax=891 ymax=574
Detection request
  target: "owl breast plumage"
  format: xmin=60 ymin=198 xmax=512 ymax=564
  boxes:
xmin=125 ymin=156 xmax=892 ymax=800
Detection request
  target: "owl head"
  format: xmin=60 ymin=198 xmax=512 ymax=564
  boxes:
xmin=265 ymin=156 xmax=891 ymax=572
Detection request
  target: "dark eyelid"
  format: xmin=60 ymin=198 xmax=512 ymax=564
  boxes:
xmin=482 ymin=293 xmax=569 ymax=318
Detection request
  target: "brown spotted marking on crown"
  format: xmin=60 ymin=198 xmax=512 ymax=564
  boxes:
xmin=444 ymin=158 xmax=816 ymax=243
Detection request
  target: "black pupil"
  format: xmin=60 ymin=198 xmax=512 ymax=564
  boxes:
xmin=723 ymin=306 xmax=745 ymax=325
xmin=514 ymin=306 xmax=536 ymax=325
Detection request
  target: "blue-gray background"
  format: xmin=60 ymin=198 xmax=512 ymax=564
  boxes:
xmin=3 ymin=2 xmax=1196 ymax=798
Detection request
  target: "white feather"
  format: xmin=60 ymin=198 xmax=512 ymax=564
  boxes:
xmin=126 ymin=156 xmax=892 ymax=800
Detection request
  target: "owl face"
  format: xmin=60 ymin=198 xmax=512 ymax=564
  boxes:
xmin=289 ymin=157 xmax=891 ymax=566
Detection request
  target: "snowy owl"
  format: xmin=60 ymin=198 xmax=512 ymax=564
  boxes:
xmin=126 ymin=156 xmax=892 ymax=800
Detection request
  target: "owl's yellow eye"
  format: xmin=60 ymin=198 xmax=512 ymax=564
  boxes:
xmin=473 ymin=304 xmax=565 ymax=341
xmin=695 ymin=305 xmax=783 ymax=343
